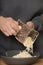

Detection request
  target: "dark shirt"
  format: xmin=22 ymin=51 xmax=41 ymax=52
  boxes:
xmin=0 ymin=0 xmax=43 ymax=57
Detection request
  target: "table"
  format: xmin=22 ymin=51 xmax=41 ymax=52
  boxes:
xmin=33 ymin=58 xmax=43 ymax=65
xmin=0 ymin=58 xmax=43 ymax=65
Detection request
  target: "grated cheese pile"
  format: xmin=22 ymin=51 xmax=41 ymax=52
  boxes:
xmin=12 ymin=50 xmax=32 ymax=58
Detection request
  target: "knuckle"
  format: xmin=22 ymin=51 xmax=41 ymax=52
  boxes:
xmin=9 ymin=17 xmax=13 ymax=20
xmin=9 ymin=17 xmax=12 ymax=19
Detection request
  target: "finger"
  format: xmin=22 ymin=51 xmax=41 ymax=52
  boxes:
xmin=11 ymin=19 xmax=18 ymax=25
xmin=2 ymin=24 xmax=13 ymax=36
xmin=8 ymin=17 xmax=18 ymax=25
xmin=6 ymin=24 xmax=17 ymax=35
xmin=10 ymin=22 xmax=19 ymax=32
xmin=7 ymin=18 xmax=19 ymax=32
xmin=6 ymin=18 xmax=19 ymax=33
xmin=1 ymin=28 xmax=9 ymax=36
xmin=12 ymin=30 xmax=17 ymax=36
xmin=3 ymin=31 xmax=9 ymax=36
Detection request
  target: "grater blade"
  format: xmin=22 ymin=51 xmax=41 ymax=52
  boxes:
xmin=15 ymin=20 xmax=39 ymax=44
xmin=15 ymin=20 xmax=32 ymax=43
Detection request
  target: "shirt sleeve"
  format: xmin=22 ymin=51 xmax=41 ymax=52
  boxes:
xmin=32 ymin=14 xmax=43 ymax=31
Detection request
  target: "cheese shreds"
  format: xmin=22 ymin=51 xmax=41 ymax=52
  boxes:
xmin=23 ymin=37 xmax=33 ymax=48
xmin=13 ymin=51 xmax=32 ymax=58
xmin=12 ymin=37 xmax=34 ymax=58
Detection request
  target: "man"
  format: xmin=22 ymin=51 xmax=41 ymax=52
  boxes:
xmin=0 ymin=0 xmax=43 ymax=57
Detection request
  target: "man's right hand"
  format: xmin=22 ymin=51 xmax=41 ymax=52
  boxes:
xmin=0 ymin=16 xmax=19 ymax=36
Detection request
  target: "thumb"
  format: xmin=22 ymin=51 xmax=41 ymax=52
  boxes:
xmin=26 ymin=21 xmax=35 ymax=29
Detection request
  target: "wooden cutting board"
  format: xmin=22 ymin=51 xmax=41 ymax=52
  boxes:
xmin=0 ymin=58 xmax=7 ymax=65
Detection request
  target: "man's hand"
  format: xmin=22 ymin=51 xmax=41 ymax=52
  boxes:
xmin=26 ymin=21 xmax=35 ymax=29
xmin=0 ymin=16 xmax=19 ymax=36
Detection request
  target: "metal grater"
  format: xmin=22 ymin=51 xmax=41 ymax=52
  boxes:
xmin=15 ymin=19 xmax=39 ymax=55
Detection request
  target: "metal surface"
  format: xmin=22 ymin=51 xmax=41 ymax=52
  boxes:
xmin=15 ymin=20 xmax=39 ymax=54
xmin=15 ymin=20 xmax=39 ymax=44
